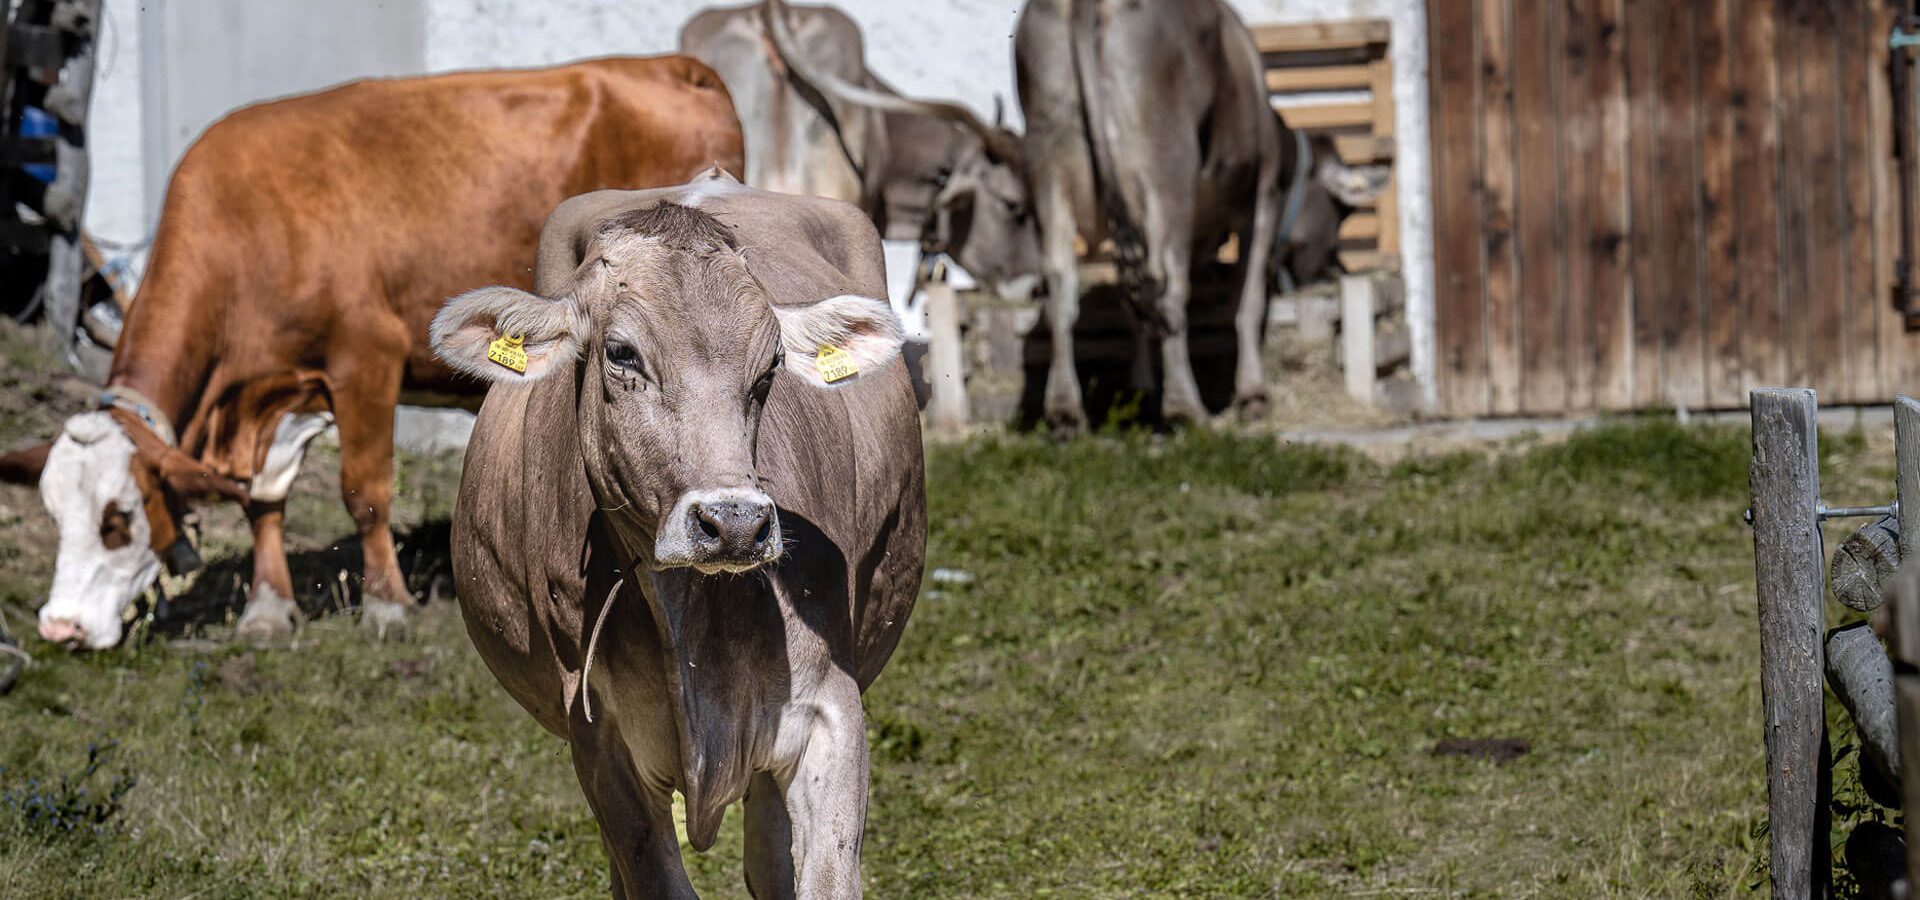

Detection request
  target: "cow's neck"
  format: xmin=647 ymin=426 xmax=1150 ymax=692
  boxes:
xmin=106 ymin=301 xmax=218 ymax=435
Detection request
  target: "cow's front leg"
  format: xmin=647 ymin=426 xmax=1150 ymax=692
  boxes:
xmin=778 ymin=678 xmax=869 ymax=899
xmin=569 ymin=720 xmax=697 ymax=900
xmin=743 ymin=770 xmax=796 ymax=899
xmin=328 ymin=354 xmax=412 ymax=637
xmin=235 ymin=500 xmax=301 ymax=642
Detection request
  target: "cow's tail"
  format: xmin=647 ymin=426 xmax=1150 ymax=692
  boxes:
xmin=760 ymin=0 xmax=868 ymax=182
xmin=1071 ymin=0 xmax=1159 ymax=328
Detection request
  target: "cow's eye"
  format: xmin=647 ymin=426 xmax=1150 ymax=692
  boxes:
xmin=99 ymin=501 xmax=131 ymax=551
xmin=751 ymin=354 xmax=781 ymax=403
xmin=605 ymin=339 xmax=640 ymax=370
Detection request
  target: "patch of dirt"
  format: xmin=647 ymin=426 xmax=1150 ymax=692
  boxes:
xmin=1430 ymin=737 xmax=1532 ymax=766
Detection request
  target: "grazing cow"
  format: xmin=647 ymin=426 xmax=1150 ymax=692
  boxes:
xmin=0 ymin=56 xmax=744 ymax=650
xmin=1016 ymin=0 xmax=1285 ymax=434
xmin=683 ymin=0 xmax=1041 ymax=301
xmin=432 ymin=171 xmax=923 ymax=898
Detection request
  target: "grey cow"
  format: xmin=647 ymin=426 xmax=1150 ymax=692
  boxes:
xmin=431 ymin=171 xmax=925 ymax=899
xmin=682 ymin=0 xmax=1041 ymax=301
xmin=1018 ymin=0 xmax=1286 ymax=435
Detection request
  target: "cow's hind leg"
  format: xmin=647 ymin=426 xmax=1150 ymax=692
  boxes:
xmin=235 ymin=500 xmax=301 ymax=642
xmin=1151 ymin=235 xmax=1206 ymax=427
xmin=570 ymin=724 xmax=696 ymax=900
xmin=328 ymin=350 xmax=412 ymax=637
xmin=1037 ymin=177 xmax=1088 ymax=439
xmin=743 ymin=770 xmax=796 ymax=899
xmin=1233 ymin=157 xmax=1282 ymax=421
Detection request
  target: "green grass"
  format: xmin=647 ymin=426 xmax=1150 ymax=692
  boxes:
xmin=0 ymin=417 xmax=1897 ymax=896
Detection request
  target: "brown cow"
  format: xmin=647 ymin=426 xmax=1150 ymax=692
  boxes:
xmin=2 ymin=56 xmax=744 ymax=650
xmin=431 ymin=171 xmax=923 ymax=898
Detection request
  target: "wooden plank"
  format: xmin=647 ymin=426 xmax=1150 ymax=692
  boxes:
xmin=1901 ymin=676 xmax=1920 ymax=894
xmin=1480 ymin=0 xmax=1521 ymax=413
xmin=1429 ymin=0 xmax=1489 ymax=415
xmin=1265 ymin=64 xmax=1372 ymax=93
xmin=1338 ymin=212 xmax=1380 ymax=241
xmin=1837 ymin=0 xmax=1880 ymax=403
xmin=1512 ymin=0 xmax=1563 ymax=413
xmin=1799 ymin=0 xmax=1849 ymax=401
xmin=1370 ymin=57 xmax=1396 ymax=138
xmin=1731 ymin=0 xmax=1786 ymax=394
xmin=1558 ymin=0 xmax=1595 ymax=411
xmin=1589 ymin=0 xmax=1635 ymax=410
xmin=1870 ymin=1 xmax=1906 ymax=394
xmin=1653 ymin=0 xmax=1705 ymax=409
xmin=1624 ymin=0 xmax=1662 ymax=408
xmin=1776 ymin=0 xmax=1812 ymax=387
xmin=1377 ymin=169 xmax=1400 ymax=258
xmin=1898 ymin=395 xmax=1920 ymax=565
xmin=1697 ymin=0 xmax=1742 ymax=408
xmin=1270 ymin=101 xmax=1375 ymax=130
xmin=1251 ymin=20 xmax=1391 ymax=53
xmin=1337 ymin=249 xmax=1396 ymax=272
xmin=1333 ymin=133 xmax=1395 ymax=163
xmin=1747 ymin=388 xmax=1829 ymax=900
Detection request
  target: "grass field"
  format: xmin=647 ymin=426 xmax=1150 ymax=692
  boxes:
xmin=0 ymin=350 xmax=1900 ymax=896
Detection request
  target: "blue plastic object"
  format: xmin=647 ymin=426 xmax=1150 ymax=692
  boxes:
xmin=20 ymin=106 xmax=55 ymax=183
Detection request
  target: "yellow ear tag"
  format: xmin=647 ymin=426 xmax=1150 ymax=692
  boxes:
xmin=815 ymin=344 xmax=858 ymax=384
xmin=488 ymin=333 xmax=528 ymax=374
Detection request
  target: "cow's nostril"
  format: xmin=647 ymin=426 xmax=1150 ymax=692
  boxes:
xmin=696 ymin=509 xmax=724 ymax=541
xmin=754 ymin=516 xmax=772 ymax=545
xmin=38 ymin=617 xmax=83 ymax=644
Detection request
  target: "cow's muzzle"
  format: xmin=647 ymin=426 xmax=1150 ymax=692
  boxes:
xmin=655 ymin=488 xmax=782 ymax=573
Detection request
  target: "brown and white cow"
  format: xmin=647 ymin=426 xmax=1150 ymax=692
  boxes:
xmin=0 ymin=56 xmax=744 ymax=650
xmin=431 ymin=172 xmax=924 ymax=898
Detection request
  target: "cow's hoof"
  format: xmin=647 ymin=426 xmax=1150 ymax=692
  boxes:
xmin=1234 ymin=391 xmax=1272 ymax=422
xmin=1160 ymin=404 xmax=1209 ymax=431
xmin=235 ymin=588 xmax=301 ymax=644
xmin=359 ymin=598 xmax=413 ymax=641
xmin=1047 ymin=414 xmax=1087 ymax=442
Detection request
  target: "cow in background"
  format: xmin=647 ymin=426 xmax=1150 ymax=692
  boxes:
xmin=0 ymin=56 xmax=744 ymax=650
xmin=681 ymin=0 xmax=1041 ymax=302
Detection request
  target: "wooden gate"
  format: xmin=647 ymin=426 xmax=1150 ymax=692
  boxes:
xmin=1429 ymin=0 xmax=1918 ymax=416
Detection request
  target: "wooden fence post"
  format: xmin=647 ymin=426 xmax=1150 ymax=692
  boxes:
xmin=923 ymin=277 xmax=968 ymax=435
xmin=1749 ymin=388 xmax=1829 ymax=899
xmin=1339 ymin=274 xmax=1376 ymax=404
xmin=1894 ymin=396 xmax=1920 ymax=893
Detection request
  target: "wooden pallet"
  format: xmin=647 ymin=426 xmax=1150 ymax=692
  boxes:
xmin=1251 ymin=19 xmax=1399 ymax=274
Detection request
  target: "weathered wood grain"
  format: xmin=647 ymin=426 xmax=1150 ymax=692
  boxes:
xmin=1748 ymin=387 xmax=1828 ymax=899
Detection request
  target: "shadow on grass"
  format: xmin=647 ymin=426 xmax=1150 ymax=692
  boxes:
xmin=150 ymin=519 xmax=455 ymax=638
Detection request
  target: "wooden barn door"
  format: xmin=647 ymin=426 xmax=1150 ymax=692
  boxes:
xmin=1429 ymin=0 xmax=1912 ymax=416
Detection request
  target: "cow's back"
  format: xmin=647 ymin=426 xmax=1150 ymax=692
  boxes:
xmin=119 ymin=56 xmax=745 ymax=412
xmin=680 ymin=2 xmax=867 ymax=203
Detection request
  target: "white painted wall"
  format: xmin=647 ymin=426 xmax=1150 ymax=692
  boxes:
xmin=83 ymin=0 xmax=1433 ymax=408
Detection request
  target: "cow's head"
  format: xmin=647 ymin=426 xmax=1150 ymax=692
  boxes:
xmin=758 ymin=0 xmax=1041 ymax=300
xmin=928 ymin=114 xmax=1042 ymax=301
xmin=431 ymin=201 xmax=902 ymax=573
xmin=2 ymin=402 xmax=237 ymax=650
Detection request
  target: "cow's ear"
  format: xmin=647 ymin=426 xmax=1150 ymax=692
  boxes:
xmin=772 ymin=294 xmax=905 ymax=388
xmin=0 ymin=440 xmax=50 ymax=485
xmin=432 ymin=286 xmax=588 ymax=383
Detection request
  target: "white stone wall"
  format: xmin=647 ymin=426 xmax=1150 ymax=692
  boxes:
xmin=83 ymin=0 xmax=1434 ymax=408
